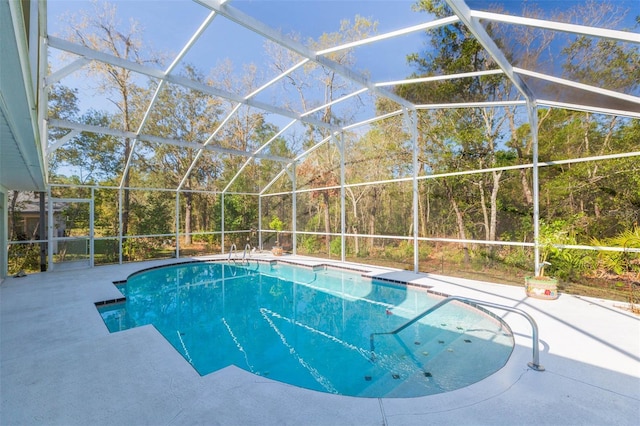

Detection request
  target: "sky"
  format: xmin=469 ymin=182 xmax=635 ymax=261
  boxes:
xmin=46 ymin=1 xmax=425 ymax=83
xmin=46 ymin=1 xmax=426 ymax=123
xmin=45 ymin=0 xmax=639 ymax=123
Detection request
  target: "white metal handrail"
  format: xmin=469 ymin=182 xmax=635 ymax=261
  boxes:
xmin=370 ymin=296 xmax=545 ymax=371
xmin=242 ymin=243 xmax=252 ymax=265
xmin=228 ymin=243 xmax=237 ymax=263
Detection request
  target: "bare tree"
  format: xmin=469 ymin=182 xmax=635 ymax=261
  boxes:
xmin=62 ymin=0 xmax=160 ymax=238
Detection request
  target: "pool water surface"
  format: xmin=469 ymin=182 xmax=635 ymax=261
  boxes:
xmin=97 ymin=261 xmax=514 ymax=398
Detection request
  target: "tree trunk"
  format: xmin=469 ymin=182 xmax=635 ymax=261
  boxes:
xmin=185 ymin=191 xmax=192 ymax=245
xmin=478 ymin=179 xmax=490 ymax=241
xmin=419 ymin=190 xmax=428 ymax=238
xmin=346 ymin=187 xmax=360 ymax=256
xmin=506 ymin=106 xmax=534 ymax=206
xmin=122 ymin=144 xmax=130 ymax=238
xmin=323 ymin=191 xmax=331 ymax=253
xmin=520 ymin=169 xmax=533 ymax=205
xmin=368 ymin=189 xmax=378 ymax=252
xmin=121 ymin=86 xmax=131 ymax=238
xmin=445 ymin=183 xmax=469 ymax=264
xmin=489 ymin=170 xmax=502 ymax=242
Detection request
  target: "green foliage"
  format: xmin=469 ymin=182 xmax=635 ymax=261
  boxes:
xmin=269 ymin=215 xmax=284 ymax=232
xmin=330 ymin=237 xmax=342 ymax=256
xmin=591 ymin=227 xmax=640 ymax=276
xmin=128 ymin=192 xmax=173 ymax=236
xmin=299 ymin=235 xmax=321 ymax=254
xmin=549 ymin=249 xmax=591 ymax=281
xmin=94 ymin=239 xmax=119 ymax=265
xmin=537 ymin=218 xmax=587 ymax=278
xmin=94 ymin=189 xmax=119 ymax=237
xmin=53 ymin=111 xmax=122 ymax=184
xmin=269 ymin=214 xmax=285 ymax=246
xmin=123 ymin=237 xmax=172 ymax=262
xmin=501 ymin=246 xmax=531 ymax=270
xmin=192 ymin=233 xmax=221 ymax=251
xmin=538 ymin=220 xmax=569 ymax=265
xmin=382 ymin=241 xmax=415 ymax=262
xmin=8 ymin=243 xmax=40 ymax=274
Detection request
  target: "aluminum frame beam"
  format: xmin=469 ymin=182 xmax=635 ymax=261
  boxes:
xmin=415 ymin=100 xmax=527 ymax=109
xmin=47 ymin=36 xmax=334 ymax=131
xmin=194 ymin=0 xmax=415 ymax=111
xmin=44 ymin=57 xmax=90 ymax=88
xmin=222 ymin=119 xmax=298 ymax=193
xmin=317 ymin=16 xmax=460 ymax=56
xmin=376 ymin=69 xmax=504 ymax=88
xmin=48 ymin=118 xmax=291 ymax=162
xmin=121 ymin=10 xmax=218 ymax=190
xmin=445 ymin=0 xmax=534 ymax=101
xmin=471 ymin=10 xmax=640 ymax=44
xmin=538 ymin=100 xmax=640 ymax=120
xmin=514 ymin=67 xmax=640 ymax=107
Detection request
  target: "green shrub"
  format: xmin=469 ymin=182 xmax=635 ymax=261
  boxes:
xmin=330 ymin=237 xmax=342 ymax=256
xmin=8 ymin=243 xmax=40 ymax=274
xmin=501 ymin=246 xmax=531 ymax=270
xmin=94 ymin=239 xmax=119 ymax=265
xmin=299 ymin=235 xmax=321 ymax=254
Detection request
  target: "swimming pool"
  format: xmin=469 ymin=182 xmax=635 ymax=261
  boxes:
xmin=97 ymin=261 xmax=514 ymax=398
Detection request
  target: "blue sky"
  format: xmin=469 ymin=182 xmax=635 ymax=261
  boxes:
xmin=45 ymin=0 xmax=639 ymax=119
xmin=46 ymin=1 xmax=425 ymax=77
xmin=47 ymin=0 xmax=639 ymax=86
xmin=46 ymin=0 xmax=427 ymax=117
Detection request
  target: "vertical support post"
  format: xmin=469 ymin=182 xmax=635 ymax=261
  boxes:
xmin=221 ymin=193 xmax=225 ymax=254
xmin=283 ymin=165 xmax=297 ymax=255
xmin=39 ymin=32 xmax=49 ymax=273
xmin=258 ymin=194 xmax=263 ymax=251
xmin=89 ymin=188 xmax=94 ymax=267
xmin=175 ymin=191 xmax=180 ymax=259
xmin=0 ymin=190 xmax=7 ymax=279
xmin=39 ymin=192 xmax=46 ymax=271
xmin=528 ymin=100 xmax=541 ymax=275
xmin=38 ymin=35 xmax=48 ymax=179
xmin=47 ymin=186 xmax=54 ymax=271
xmin=291 ymin=163 xmax=297 ymax=255
xmin=406 ymin=109 xmax=420 ymax=273
xmin=118 ymin=188 xmax=123 ymax=264
xmin=339 ymin=132 xmax=346 ymax=263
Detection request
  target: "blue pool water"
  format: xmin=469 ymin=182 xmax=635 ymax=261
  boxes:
xmin=97 ymin=261 xmax=514 ymax=398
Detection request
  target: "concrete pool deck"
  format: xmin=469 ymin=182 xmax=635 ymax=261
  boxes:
xmin=1 ymin=255 xmax=638 ymax=425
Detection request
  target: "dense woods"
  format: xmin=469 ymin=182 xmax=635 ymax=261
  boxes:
xmin=8 ymin=1 xmax=639 ymax=301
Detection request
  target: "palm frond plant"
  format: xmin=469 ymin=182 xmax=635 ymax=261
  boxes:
xmin=525 ymin=221 xmax=565 ymax=300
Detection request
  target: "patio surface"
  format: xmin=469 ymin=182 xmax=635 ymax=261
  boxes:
xmin=1 ymin=255 xmax=639 ymax=425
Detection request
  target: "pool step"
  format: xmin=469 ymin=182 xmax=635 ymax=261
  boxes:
xmin=359 ymin=332 xmax=458 ymax=397
xmin=361 ymin=324 xmax=512 ymax=397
